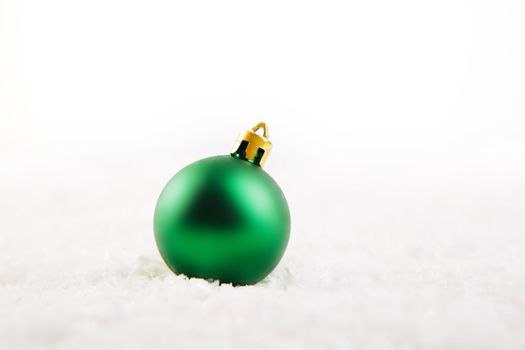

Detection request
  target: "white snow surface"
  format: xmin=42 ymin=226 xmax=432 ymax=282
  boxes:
xmin=1 ymin=149 xmax=525 ymax=350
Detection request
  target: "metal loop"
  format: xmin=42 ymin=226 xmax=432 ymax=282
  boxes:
xmin=251 ymin=122 xmax=269 ymax=139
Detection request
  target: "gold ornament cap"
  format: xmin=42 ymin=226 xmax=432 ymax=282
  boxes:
xmin=231 ymin=122 xmax=273 ymax=167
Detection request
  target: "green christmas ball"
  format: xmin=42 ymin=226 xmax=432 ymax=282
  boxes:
xmin=154 ymin=124 xmax=290 ymax=285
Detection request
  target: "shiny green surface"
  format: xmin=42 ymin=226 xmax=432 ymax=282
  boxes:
xmin=154 ymin=156 xmax=290 ymax=285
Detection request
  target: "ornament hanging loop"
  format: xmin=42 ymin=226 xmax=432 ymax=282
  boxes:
xmin=231 ymin=121 xmax=273 ymax=167
xmin=251 ymin=122 xmax=269 ymax=139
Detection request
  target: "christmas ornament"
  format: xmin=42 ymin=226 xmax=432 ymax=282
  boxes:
xmin=154 ymin=122 xmax=291 ymax=285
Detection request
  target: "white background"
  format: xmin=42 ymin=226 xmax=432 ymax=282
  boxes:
xmin=1 ymin=1 xmax=525 ymax=349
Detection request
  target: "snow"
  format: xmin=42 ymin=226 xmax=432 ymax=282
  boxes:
xmin=1 ymin=149 xmax=525 ymax=350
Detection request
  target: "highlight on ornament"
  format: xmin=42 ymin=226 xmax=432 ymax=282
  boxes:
xmin=154 ymin=122 xmax=291 ymax=285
